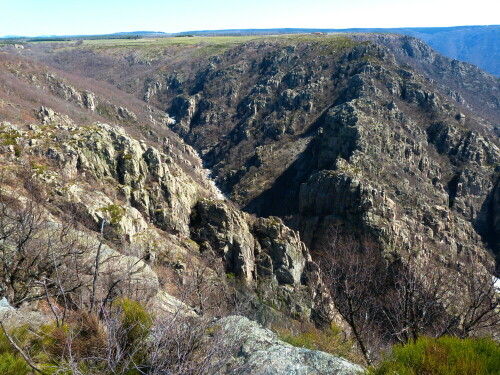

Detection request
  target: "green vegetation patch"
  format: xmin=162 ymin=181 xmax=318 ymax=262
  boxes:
xmin=31 ymin=163 xmax=48 ymax=174
xmin=367 ymin=336 xmax=500 ymax=375
xmin=0 ymin=128 xmax=22 ymax=156
xmin=0 ymin=328 xmax=30 ymax=375
xmin=99 ymin=204 xmax=125 ymax=224
xmin=277 ymin=322 xmax=360 ymax=363
xmin=82 ymin=35 xmax=264 ymax=48
xmin=0 ymin=352 xmax=30 ymax=375
xmin=0 ymin=298 xmax=153 ymax=375
xmin=113 ymin=298 xmax=153 ymax=347
xmin=59 ymin=34 xmax=364 ymax=57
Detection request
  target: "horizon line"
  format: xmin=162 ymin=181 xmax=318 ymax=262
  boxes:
xmin=2 ymin=24 xmax=499 ymax=39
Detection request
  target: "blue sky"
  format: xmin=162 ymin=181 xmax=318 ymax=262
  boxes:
xmin=1 ymin=0 xmax=498 ymax=37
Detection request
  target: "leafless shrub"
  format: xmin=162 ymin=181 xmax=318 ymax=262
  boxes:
xmin=381 ymin=252 xmax=500 ymax=343
xmin=172 ymin=251 xmax=252 ymax=318
xmin=0 ymin=170 xmax=86 ymax=307
xmin=316 ymin=227 xmax=500 ymax=364
xmin=144 ymin=313 xmax=242 ymax=375
xmin=315 ymin=228 xmax=386 ymax=365
xmin=33 ymin=301 xmax=242 ymax=375
xmin=380 ymin=253 xmax=453 ymax=344
xmin=443 ymin=255 xmax=500 ymax=339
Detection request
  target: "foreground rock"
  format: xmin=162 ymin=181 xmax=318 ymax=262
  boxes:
xmin=219 ymin=316 xmax=364 ymax=375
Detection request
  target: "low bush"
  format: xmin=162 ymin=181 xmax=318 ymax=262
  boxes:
xmin=0 ymin=328 xmax=30 ymax=375
xmin=367 ymin=336 xmax=500 ymax=375
xmin=113 ymin=297 xmax=153 ymax=347
xmin=276 ymin=321 xmax=362 ymax=364
xmin=0 ymin=352 xmax=30 ymax=375
xmin=0 ymin=298 xmax=240 ymax=374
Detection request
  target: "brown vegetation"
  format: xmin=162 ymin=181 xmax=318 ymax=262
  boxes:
xmin=315 ymin=228 xmax=500 ymax=365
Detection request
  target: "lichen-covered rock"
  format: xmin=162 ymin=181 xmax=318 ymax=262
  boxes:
xmin=218 ymin=316 xmax=364 ymax=375
xmin=12 ymin=116 xmax=217 ymax=238
xmin=190 ymin=199 xmax=337 ymax=323
xmin=0 ymin=301 xmax=50 ymax=329
xmin=190 ymin=199 xmax=255 ymax=283
xmin=253 ymin=217 xmax=307 ymax=286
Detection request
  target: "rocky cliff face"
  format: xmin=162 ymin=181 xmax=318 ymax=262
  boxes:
xmin=19 ymin=33 xmax=499 ymax=270
xmin=350 ymin=34 xmax=500 ymax=126
xmin=0 ymin=89 xmax=332 ymax=326
xmin=190 ymin=199 xmax=334 ymax=322
xmin=41 ymin=35 xmax=497 ymax=271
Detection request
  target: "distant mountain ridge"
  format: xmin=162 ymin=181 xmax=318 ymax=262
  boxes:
xmin=177 ymin=26 xmax=500 ymax=76
xmin=0 ymin=31 xmax=170 ymax=40
xmin=2 ymin=26 xmax=498 ymax=75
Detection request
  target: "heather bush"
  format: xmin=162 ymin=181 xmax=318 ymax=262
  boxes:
xmin=112 ymin=297 xmax=153 ymax=348
xmin=0 ymin=352 xmax=30 ymax=375
xmin=0 ymin=329 xmax=30 ymax=375
xmin=367 ymin=336 xmax=500 ymax=375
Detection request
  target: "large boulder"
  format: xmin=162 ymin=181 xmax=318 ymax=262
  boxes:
xmin=219 ymin=316 xmax=364 ymax=375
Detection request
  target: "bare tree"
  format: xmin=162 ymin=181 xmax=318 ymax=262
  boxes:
xmin=90 ymin=219 xmax=106 ymax=313
xmin=381 ymin=253 xmax=452 ymax=344
xmin=381 ymin=252 xmax=500 ymax=343
xmin=315 ymin=228 xmax=386 ymax=365
xmin=441 ymin=255 xmax=500 ymax=338
xmin=0 ymin=174 xmax=46 ymax=305
xmin=317 ymin=224 xmax=500 ymax=364
xmin=0 ymin=171 xmax=85 ymax=307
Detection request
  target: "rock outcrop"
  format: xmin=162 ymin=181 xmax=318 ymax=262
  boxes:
xmin=190 ymin=199 xmax=335 ymax=322
xmin=219 ymin=316 xmax=364 ymax=375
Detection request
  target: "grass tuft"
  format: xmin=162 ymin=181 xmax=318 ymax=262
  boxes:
xmin=367 ymin=336 xmax=500 ymax=375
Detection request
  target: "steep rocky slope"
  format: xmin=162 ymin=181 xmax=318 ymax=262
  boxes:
xmin=1 ymin=48 xmax=369 ymax=371
xmin=25 ymin=34 xmax=499 ymax=271
xmin=0 ymin=51 xmax=336 ymax=326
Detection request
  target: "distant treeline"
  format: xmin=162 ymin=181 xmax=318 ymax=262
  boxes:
xmin=26 ymin=37 xmax=72 ymax=42
xmin=0 ymin=34 xmax=145 ymax=44
xmin=83 ymin=34 xmax=143 ymax=40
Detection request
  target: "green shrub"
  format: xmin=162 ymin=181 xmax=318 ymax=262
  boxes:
xmin=367 ymin=336 xmax=500 ymax=375
xmin=277 ymin=322 xmax=361 ymax=363
xmin=1 ymin=316 xmax=108 ymax=373
xmin=0 ymin=352 xmax=30 ymax=375
xmin=0 ymin=326 xmax=36 ymax=375
xmin=99 ymin=204 xmax=125 ymax=224
xmin=0 ymin=325 xmax=33 ymax=354
xmin=113 ymin=298 xmax=153 ymax=347
xmin=0 ymin=302 xmax=154 ymax=375
xmin=0 ymin=328 xmax=13 ymax=354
